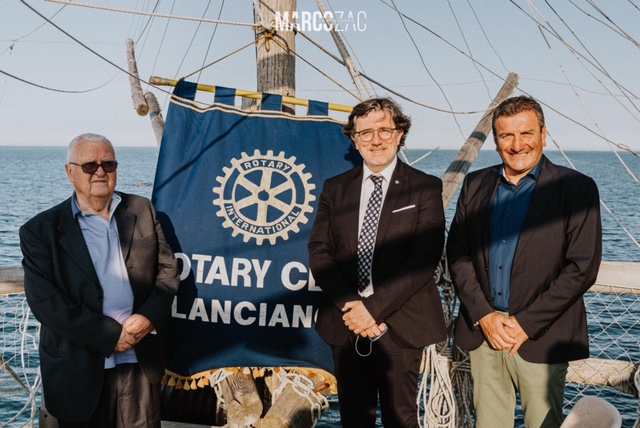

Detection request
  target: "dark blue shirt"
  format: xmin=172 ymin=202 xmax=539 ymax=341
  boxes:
xmin=488 ymin=160 xmax=543 ymax=312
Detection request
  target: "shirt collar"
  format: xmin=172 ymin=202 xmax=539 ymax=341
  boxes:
xmin=72 ymin=192 xmax=122 ymax=219
xmin=363 ymin=156 xmax=397 ymax=183
xmin=500 ymin=156 xmax=544 ymax=183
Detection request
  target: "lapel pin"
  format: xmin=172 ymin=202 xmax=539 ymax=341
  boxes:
xmin=395 ymin=180 xmax=400 ymax=184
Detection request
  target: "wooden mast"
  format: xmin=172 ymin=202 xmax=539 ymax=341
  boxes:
xmin=250 ymin=0 xmax=297 ymax=114
xmin=440 ymin=72 xmax=519 ymax=209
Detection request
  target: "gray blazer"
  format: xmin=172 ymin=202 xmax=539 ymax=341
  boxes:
xmin=447 ymin=156 xmax=602 ymax=364
xmin=20 ymin=192 xmax=179 ymax=422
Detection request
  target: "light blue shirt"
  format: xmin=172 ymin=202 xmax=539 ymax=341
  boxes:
xmin=72 ymin=192 xmax=138 ymax=368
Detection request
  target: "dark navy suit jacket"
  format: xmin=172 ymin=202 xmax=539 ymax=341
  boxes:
xmin=447 ymin=156 xmax=602 ymax=363
xmin=20 ymin=192 xmax=179 ymax=422
xmin=309 ymin=160 xmax=447 ymax=349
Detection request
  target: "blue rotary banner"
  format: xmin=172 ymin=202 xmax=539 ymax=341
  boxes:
xmin=152 ymin=81 xmax=359 ymax=377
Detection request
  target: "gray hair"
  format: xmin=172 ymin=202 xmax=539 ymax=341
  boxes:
xmin=67 ymin=133 xmax=113 ymax=163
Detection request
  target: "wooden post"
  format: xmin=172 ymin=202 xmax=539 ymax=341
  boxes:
xmin=126 ymin=38 xmax=149 ymax=117
xmin=440 ymin=72 xmax=519 ymax=209
xmin=39 ymin=395 xmax=59 ymax=428
xmin=145 ymin=91 xmax=165 ymax=146
xmin=219 ymin=368 xmax=263 ymax=426
xmin=568 ymin=358 xmax=639 ymax=397
xmin=261 ymin=376 xmax=329 ymax=428
xmin=249 ymin=0 xmax=296 ymax=113
xmin=0 ymin=266 xmax=24 ymax=295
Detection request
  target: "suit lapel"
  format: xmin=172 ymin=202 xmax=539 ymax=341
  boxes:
xmin=115 ymin=197 xmax=136 ymax=262
xmin=515 ymin=157 xmax=558 ymax=258
xmin=375 ymin=160 xmax=405 ymax=248
xmin=478 ymin=167 xmax=501 ymax=268
xmin=346 ymin=167 xmax=364 ymax=257
xmin=57 ymin=199 xmax=101 ymax=288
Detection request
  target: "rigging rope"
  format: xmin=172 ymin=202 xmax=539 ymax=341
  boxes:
xmin=18 ymin=0 xmax=173 ymax=98
xmin=175 ymin=1 xmax=216 ymax=83
xmin=539 ymin=0 xmax=640 ymax=117
xmin=265 ymin=35 xmax=362 ymax=103
xmin=390 ymin=0 xmax=468 ymax=136
xmin=34 ymin=0 xmax=491 ymax=116
xmin=464 ymin=0 xmax=509 ymax=73
xmin=377 ymin=0 xmax=513 ymax=114
xmin=195 ymin=0 xmax=226 ymax=84
xmin=446 ymin=0 xmax=492 ymax=100
xmin=512 ymin=1 xmax=640 ymax=113
xmin=580 ymin=0 xmax=640 ymax=49
xmin=254 ymin=0 xmax=489 ymax=115
xmin=45 ymin=0 xmax=256 ymax=27
xmin=180 ymin=39 xmax=258 ymax=81
xmin=324 ymin=0 xmax=374 ymax=98
xmin=549 ymin=132 xmax=640 ymax=252
xmin=376 ymin=0 xmax=640 ymax=157
xmin=523 ymin=1 xmax=640 ymax=175
xmin=315 ymin=0 xmax=372 ymax=100
xmin=132 ymin=0 xmax=159 ymax=46
xmin=12 ymin=2 xmax=67 ymax=41
xmin=0 ymin=67 xmax=116 ymax=93
xmin=253 ymin=0 xmax=273 ymax=32
xmin=1 ymin=2 xmax=115 ymax=95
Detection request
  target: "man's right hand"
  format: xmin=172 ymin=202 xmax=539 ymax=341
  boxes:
xmin=114 ymin=329 xmax=137 ymax=353
xmin=478 ymin=312 xmax=517 ymax=351
xmin=361 ymin=322 xmax=388 ymax=339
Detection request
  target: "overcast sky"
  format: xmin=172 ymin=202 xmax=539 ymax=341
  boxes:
xmin=2 ymin=0 xmax=640 ymax=152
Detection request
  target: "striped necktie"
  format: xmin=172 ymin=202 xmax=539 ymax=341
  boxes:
xmin=357 ymin=175 xmax=384 ymax=293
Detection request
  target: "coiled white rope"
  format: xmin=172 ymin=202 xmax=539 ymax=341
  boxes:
xmin=418 ymin=344 xmax=456 ymax=428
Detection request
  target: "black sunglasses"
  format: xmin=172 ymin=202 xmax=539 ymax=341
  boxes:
xmin=69 ymin=161 xmax=118 ymax=174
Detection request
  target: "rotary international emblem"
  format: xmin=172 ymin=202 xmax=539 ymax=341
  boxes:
xmin=212 ymin=150 xmax=316 ymax=245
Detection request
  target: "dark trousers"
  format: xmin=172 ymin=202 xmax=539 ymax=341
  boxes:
xmin=57 ymin=363 xmax=161 ymax=428
xmin=332 ymin=332 xmax=423 ymax=428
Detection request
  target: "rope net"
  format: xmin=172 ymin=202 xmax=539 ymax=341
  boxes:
xmin=0 ymin=293 xmax=40 ymax=427
xmin=1 ymin=272 xmax=639 ymax=426
xmin=438 ymin=258 xmax=640 ymax=428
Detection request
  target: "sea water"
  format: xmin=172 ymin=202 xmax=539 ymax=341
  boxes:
xmin=1 ymin=147 xmax=639 ymax=426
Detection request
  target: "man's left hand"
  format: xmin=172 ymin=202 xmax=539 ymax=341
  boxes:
xmin=505 ymin=316 xmax=530 ymax=356
xmin=123 ymin=314 xmax=155 ymax=341
xmin=341 ymin=301 xmax=376 ymax=335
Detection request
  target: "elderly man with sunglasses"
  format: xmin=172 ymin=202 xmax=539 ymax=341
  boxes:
xmin=19 ymin=133 xmax=180 ymax=427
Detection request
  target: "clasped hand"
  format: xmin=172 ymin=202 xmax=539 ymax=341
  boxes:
xmin=114 ymin=314 xmax=155 ymax=353
xmin=478 ymin=312 xmax=529 ymax=356
xmin=342 ymin=301 xmax=387 ymax=339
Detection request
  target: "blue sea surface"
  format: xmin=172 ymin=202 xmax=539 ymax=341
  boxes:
xmin=1 ymin=147 xmax=639 ymax=426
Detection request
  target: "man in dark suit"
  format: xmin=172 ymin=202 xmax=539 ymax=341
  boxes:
xmin=308 ymin=98 xmax=446 ymax=427
xmin=447 ymin=96 xmax=602 ymax=428
xmin=20 ymin=133 xmax=180 ymax=427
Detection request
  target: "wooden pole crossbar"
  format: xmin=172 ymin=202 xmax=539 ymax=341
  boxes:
xmin=149 ymin=76 xmax=354 ymax=114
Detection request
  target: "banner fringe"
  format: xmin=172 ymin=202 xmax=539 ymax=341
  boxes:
xmin=162 ymin=367 xmax=337 ymax=393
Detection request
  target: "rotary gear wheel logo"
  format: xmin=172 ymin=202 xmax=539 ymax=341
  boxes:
xmin=212 ymin=150 xmax=316 ymax=245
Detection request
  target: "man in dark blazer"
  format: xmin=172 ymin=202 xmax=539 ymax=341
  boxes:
xmin=19 ymin=133 xmax=179 ymax=427
xmin=447 ymin=96 xmax=602 ymax=428
xmin=308 ymin=98 xmax=446 ymax=427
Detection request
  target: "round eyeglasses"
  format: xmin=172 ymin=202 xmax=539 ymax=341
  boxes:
xmin=69 ymin=161 xmax=118 ymax=174
xmin=353 ymin=128 xmax=397 ymax=142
